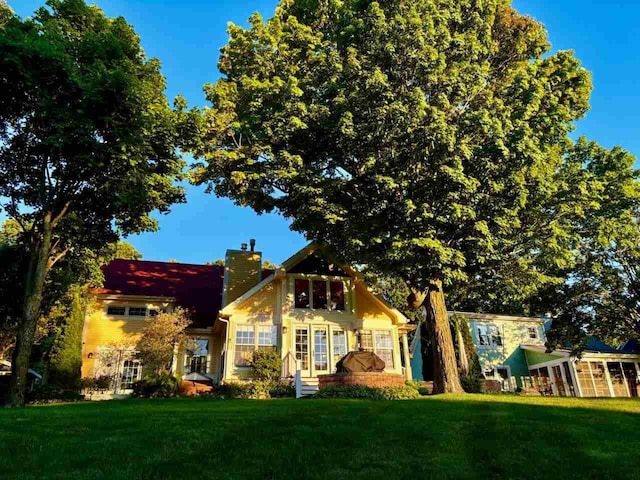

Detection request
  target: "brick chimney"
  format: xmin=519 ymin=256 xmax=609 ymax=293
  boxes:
xmin=222 ymin=239 xmax=262 ymax=306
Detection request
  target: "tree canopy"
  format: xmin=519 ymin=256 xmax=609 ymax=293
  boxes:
xmin=191 ymin=0 xmax=593 ymax=391
xmin=0 ymin=0 xmax=191 ymax=404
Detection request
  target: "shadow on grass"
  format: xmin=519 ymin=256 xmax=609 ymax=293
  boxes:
xmin=0 ymin=396 xmax=639 ymax=479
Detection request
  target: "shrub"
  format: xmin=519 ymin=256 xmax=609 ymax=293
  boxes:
xmin=460 ymin=375 xmax=483 ymax=393
xmin=206 ymin=379 xmax=295 ymax=399
xmin=269 ymin=379 xmax=295 ymax=398
xmin=316 ymin=384 xmax=420 ymax=400
xmin=27 ymin=384 xmax=84 ymax=403
xmin=213 ymin=381 xmax=251 ymax=399
xmin=132 ymin=372 xmax=179 ymax=398
xmin=80 ymin=375 xmax=112 ymax=392
xmin=250 ymin=349 xmax=282 ymax=381
xmin=405 ymin=380 xmax=430 ymax=396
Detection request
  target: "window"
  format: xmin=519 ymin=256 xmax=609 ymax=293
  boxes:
xmin=107 ymin=306 xmax=126 ymax=316
xmin=185 ymin=339 xmax=209 ymax=375
xmin=312 ymin=280 xmax=328 ymax=309
xmin=234 ymin=324 xmax=278 ymax=367
xmin=295 ymin=328 xmax=309 ymax=370
xmin=258 ymin=325 xmax=278 ymax=351
xmin=528 ymin=326 xmax=538 ymax=340
xmin=374 ymin=331 xmax=394 ymax=368
xmin=358 ymin=330 xmax=394 ymax=369
xmin=477 ymin=324 xmax=502 ymax=348
xmin=234 ymin=326 xmax=255 ymax=367
xmin=358 ymin=331 xmax=374 ymax=351
xmin=294 ymin=279 xmax=310 ymax=308
xmin=314 ymin=329 xmax=328 ymax=370
xmin=332 ymin=330 xmax=347 ymax=364
xmin=128 ymin=307 xmax=147 ymax=317
xmin=294 ymin=279 xmax=346 ymax=311
xmin=121 ymin=359 xmax=142 ymax=389
xmin=330 ymin=281 xmax=345 ymax=311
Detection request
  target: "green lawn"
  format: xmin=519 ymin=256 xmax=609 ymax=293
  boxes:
xmin=1 ymin=395 xmax=639 ymax=479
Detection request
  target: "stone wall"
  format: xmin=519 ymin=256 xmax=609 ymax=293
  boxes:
xmin=481 ymin=379 xmax=502 ymax=393
xmin=318 ymin=372 xmax=406 ymax=389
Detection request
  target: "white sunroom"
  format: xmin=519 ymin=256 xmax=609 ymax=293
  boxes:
xmin=522 ymin=344 xmax=640 ymax=398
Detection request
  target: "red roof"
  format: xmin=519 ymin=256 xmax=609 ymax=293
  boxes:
xmin=92 ymin=259 xmax=274 ymax=329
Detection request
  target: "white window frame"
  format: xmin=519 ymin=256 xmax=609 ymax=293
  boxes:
xmin=292 ymin=277 xmax=347 ymax=312
xmin=358 ymin=329 xmax=395 ymax=369
xmin=233 ymin=324 xmax=279 ymax=368
xmin=476 ymin=323 xmax=503 ymax=349
xmin=106 ymin=305 xmax=149 ymax=317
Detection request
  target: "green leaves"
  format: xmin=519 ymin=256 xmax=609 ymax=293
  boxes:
xmin=193 ymin=0 xmax=599 ymax=301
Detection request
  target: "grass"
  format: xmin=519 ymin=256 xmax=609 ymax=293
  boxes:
xmin=1 ymin=395 xmax=639 ymax=480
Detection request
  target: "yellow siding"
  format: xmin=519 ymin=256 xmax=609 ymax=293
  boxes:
xmin=224 ymin=276 xmax=405 ymax=380
xmin=81 ymin=299 xmax=162 ymax=377
xmin=224 ymin=251 xmax=261 ymax=306
xmin=233 ymin=281 xmax=277 ymax=316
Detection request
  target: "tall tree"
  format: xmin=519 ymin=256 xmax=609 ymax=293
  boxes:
xmin=0 ymin=0 xmax=190 ymax=405
xmin=544 ymin=139 xmax=640 ymax=350
xmin=191 ymin=0 xmax=592 ymax=392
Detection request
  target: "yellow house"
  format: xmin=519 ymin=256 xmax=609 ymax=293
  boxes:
xmin=82 ymin=242 xmax=412 ymax=396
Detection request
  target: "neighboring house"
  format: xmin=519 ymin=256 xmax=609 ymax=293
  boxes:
xmin=523 ymin=338 xmax=640 ymax=398
xmin=411 ymin=313 xmax=640 ymax=398
xmin=81 ymin=243 xmax=412 ymax=396
xmin=411 ymin=312 xmax=547 ymax=391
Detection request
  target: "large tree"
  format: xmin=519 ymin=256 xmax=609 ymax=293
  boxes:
xmin=191 ymin=0 xmax=592 ymax=392
xmin=0 ymin=0 xmax=191 ymax=405
xmin=544 ymin=139 xmax=640 ymax=350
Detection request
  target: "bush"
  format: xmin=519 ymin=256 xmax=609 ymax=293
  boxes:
xmin=250 ymin=349 xmax=282 ymax=381
xmin=27 ymin=384 xmax=84 ymax=404
xmin=405 ymin=380 xmax=430 ymax=396
xmin=206 ymin=379 xmax=295 ymax=399
xmin=268 ymin=379 xmax=295 ymax=398
xmin=80 ymin=375 xmax=112 ymax=392
xmin=132 ymin=372 xmax=179 ymax=398
xmin=316 ymin=384 xmax=420 ymax=400
xmin=460 ymin=375 xmax=483 ymax=393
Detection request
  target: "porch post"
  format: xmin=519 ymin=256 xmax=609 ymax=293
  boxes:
xmin=401 ymin=332 xmax=412 ymax=380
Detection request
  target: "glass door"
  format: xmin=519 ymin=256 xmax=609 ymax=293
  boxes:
xmin=294 ymin=326 xmax=311 ymax=377
xmin=312 ymin=326 xmax=329 ymax=376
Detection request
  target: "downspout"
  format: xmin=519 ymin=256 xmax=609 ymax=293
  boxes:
xmin=219 ymin=317 xmax=230 ymax=384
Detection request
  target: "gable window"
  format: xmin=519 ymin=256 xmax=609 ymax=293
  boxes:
xmin=294 ymin=279 xmax=310 ymax=308
xmin=128 ymin=307 xmax=147 ymax=317
xmin=312 ymin=280 xmax=328 ymax=309
xmin=107 ymin=306 xmax=126 ymax=316
xmin=330 ymin=282 xmax=345 ymax=310
xmin=477 ymin=324 xmax=502 ymax=348
xmin=294 ymin=279 xmax=346 ymax=311
xmin=528 ymin=326 xmax=538 ymax=340
xmin=357 ymin=330 xmax=394 ymax=368
xmin=234 ymin=324 xmax=278 ymax=367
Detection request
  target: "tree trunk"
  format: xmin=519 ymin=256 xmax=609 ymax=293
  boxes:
xmin=8 ymin=215 xmax=53 ymax=407
xmin=422 ymin=279 xmax=464 ymax=394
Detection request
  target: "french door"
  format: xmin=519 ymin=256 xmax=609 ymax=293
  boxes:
xmin=294 ymin=325 xmax=336 ymax=377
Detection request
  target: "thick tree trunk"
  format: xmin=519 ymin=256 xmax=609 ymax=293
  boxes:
xmin=425 ymin=280 xmax=464 ymax=393
xmin=412 ymin=280 xmax=464 ymax=394
xmin=8 ymin=215 xmax=53 ymax=407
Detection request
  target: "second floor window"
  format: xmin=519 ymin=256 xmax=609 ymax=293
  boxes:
xmin=477 ymin=324 xmax=502 ymax=348
xmin=294 ymin=279 xmax=346 ymax=311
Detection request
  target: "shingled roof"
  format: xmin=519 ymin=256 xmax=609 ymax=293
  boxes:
xmin=91 ymin=259 xmax=272 ymax=329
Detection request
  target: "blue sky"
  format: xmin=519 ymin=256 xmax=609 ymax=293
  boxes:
xmin=9 ymin=0 xmax=640 ymax=265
